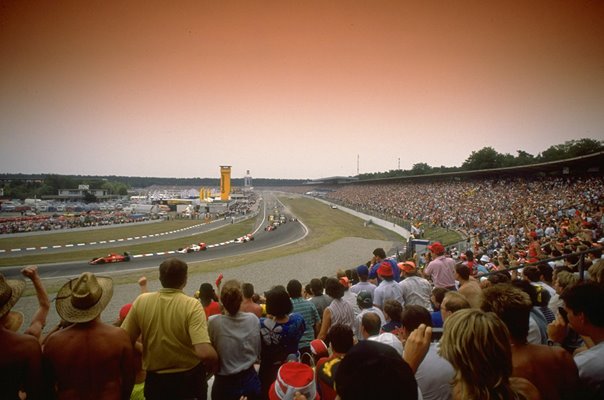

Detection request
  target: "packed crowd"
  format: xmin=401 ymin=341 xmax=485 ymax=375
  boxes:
xmin=2 ymin=232 xmax=604 ymax=400
xmin=326 ymin=176 xmax=604 ymax=251
xmin=0 ymin=212 xmax=155 ymax=235
xmin=2 ymin=174 xmax=604 ymax=400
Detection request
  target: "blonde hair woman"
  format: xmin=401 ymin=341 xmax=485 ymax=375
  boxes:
xmin=439 ymin=309 xmax=540 ymax=400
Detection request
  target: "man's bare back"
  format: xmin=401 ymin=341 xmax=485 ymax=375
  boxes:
xmin=43 ymin=319 xmax=135 ymax=400
xmin=0 ymin=327 xmax=43 ymax=399
xmin=512 ymin=343 xmax=579 ymax=400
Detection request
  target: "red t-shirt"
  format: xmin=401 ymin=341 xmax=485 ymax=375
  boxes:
xmin=203 ymin=301 xmax=221 ymax=320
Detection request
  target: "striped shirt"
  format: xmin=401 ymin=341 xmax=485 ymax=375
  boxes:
xmin=291 ymin=297 xmax=321 ymax=349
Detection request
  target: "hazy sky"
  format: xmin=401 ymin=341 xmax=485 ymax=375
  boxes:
xmin=1 ymin=1 xmax=603 ymax=180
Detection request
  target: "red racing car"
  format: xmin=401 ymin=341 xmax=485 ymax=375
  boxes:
xmin=89 ymin=252 xmax=131 ymax=265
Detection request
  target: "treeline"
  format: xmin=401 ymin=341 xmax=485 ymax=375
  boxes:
xmin=0 ymin=174 xmax=308 ymax=200
xmin=358 ymin=138 xmax=603 ymax=180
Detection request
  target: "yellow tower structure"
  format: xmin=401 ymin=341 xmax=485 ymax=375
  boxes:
xmin=220 ymin=166 xmax=231 ymax=201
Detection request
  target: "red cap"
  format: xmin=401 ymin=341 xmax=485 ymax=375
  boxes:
xmin=428 ymin=242 xmax=445 ymax=254
xmin=377 ymin=261 xmax=393 ymax=277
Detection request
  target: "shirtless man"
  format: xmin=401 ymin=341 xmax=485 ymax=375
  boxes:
xmin=240 ymin=282 xmax=262 ymax=317
xmin=43 ymin=272 xmax=135 ymax=399
xmin=482 ymin=283 xmax=579 ymax=400
xmin=0 ymin=273 xmax=44 ymax=399
xmin=455 ymin=263 xmax=483 ymax=309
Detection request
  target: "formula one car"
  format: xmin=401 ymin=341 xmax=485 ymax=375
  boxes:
xmin=177 ymin=242 xmax=207 ymax=253
xmin=234 ymin=233 xmax=254 ymax=243
xmin=89 ymin=252 xmax=131 ymax=265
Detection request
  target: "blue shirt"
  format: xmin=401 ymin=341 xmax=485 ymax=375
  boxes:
xmin=368 ymin=258 xmax=401 ymax=282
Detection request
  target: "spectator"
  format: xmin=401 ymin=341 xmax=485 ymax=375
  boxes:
xmin=240 ymin=282 xmax=263 ymax=317
xmin=381 ymin=299 xmax=404 ymax=336
xmin=361 ymin=312 xmax=403 ymax=356
xmin=430 ymin=287 xmax=448 ymax=328
xmin=259 ymin=286 xmax=305 ymax=399
xmin=315 ymin=324 xmax=354 ymax=400
xmin=423 ymin=242 xmax=456 ymax=290
xmin=334 ymin=339 xmax=425 ymax=400
xmin=349 ymin=264 xmax=376 ymax=297
xmin=455 ymin=263 xmax=483 ymax=309
xmin=287 ymin=279 xmax=321 ymax=356
xmin=440 ymin=291 xmax=470 ymax=322
xmin=113 ymin=276 xmax=149 ymax=400
xmin=368 ymin=247 xmax=401 ymax=283
xmin=317 ymin=278 xmax=354 ymax=341
xmin=373 ymin=261 xmax=404 ymax=309
xmin=401 ymin=305 xmax=454 ymax=400
xmin=548 ymin=282 xmax=604 ymax=399
xmin=44 ymin=272 xmax=135 ymax=399
xmin=439 ymin=309 xmax=540 ymax=400
xmin=338 ymin=275 xmax=361 ymax=316
xmin=121 ymin=258 xmax=218 ymax=400
xmin=482 ymin=283 xmax=580 ymax=400
xmin=399 ymin=260 xmax=433 ymax=311
xmin=512 ymin=280 xmax=549 ymax=345
xmin=208 ymin=280 xmax=261 ymax=400
xmin=308 ymin=278 xmax=332 ymax=318
xmin=353 ymin=291 xmax=385 ymax=341
xmin=0 ymin=273 xmax=43 ymax=400
xmin=198 ymin=282 xmax=222 ymax=320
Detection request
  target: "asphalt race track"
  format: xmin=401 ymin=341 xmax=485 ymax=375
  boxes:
xmin=0 ymin=194 xmax=308 ymax=280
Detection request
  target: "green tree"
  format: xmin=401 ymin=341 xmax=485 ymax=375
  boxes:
xmin=461 ymin=147 xmax=505 ymax=170
xmin=411 ymin=163 xmax=432 ymax=175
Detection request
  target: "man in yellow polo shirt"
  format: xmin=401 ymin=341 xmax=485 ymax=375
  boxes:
xmin=122 ymin=258 xmax=218 ymax=400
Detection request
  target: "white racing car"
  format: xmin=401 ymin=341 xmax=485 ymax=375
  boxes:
xmin=177 ymin=242 xmax=207 ymax=253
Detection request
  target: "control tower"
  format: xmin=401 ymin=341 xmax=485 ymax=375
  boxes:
xmin=244 ymin=170 xmax=253 ymax=189
xmin=220 ymin=166 xmax=231 ymax=201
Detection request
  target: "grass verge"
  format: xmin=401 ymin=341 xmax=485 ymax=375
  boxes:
xmin=0 ymin=220 xmax=255 ymax=268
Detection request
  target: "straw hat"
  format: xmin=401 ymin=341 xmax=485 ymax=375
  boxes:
xmin=55 ymin=272 xmax=113 ymax=323
xmin=0 ymin=273 xmax=25 ymax=319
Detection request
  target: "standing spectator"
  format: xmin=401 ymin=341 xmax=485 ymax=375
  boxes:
xmin=121 ymin=258 xmax=218 ymax=400
xmin=373 ymin=261 xmax=404 ymax=309
xmin=399 ymin=260 xmax=433 ymax=311
xmin=287 ymin=279 xmax=321 ymax=356
xmin=548 ymin=282 xmax=604 ymax=399
xmin=259 ymin=286 xmax=305 ymax=399
xmin=0 ymin=273 xmax=43 ymax=400
xmin=369 ymin=248 xmax=401 ymax=283
xmin=308 ymin=278 xmax=332 ymax=318
xmin=350 ymin=264 xmax=376 ymax=297
xmin=439 ymin=309 xmax=540 ymax=400
xmin=317 ymin=278 xmax=355 ymax=341
xmin=44 ymin=272 xmax=135 ymax=399
xmin=455 ymin=263 xmax=483 ymax=309
xmin=482 ymin=284 xmax=579 ymax=400
xmin=353 ymin=291 xmax=385 ymax=341
xmin=208 ymin=280 xmax=261 ymax=400
xmin=423 ymin=242 xmax=457 ymax=290
xmin=240 ymin=282 xmax=263 ymax=317
xmin=401 ymin=305 xmax=454 ymax=400
xmin=339 ymin=276 xmax=361 ymax=316
xmin=198 ymin=282 xmax=222 ymax=320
